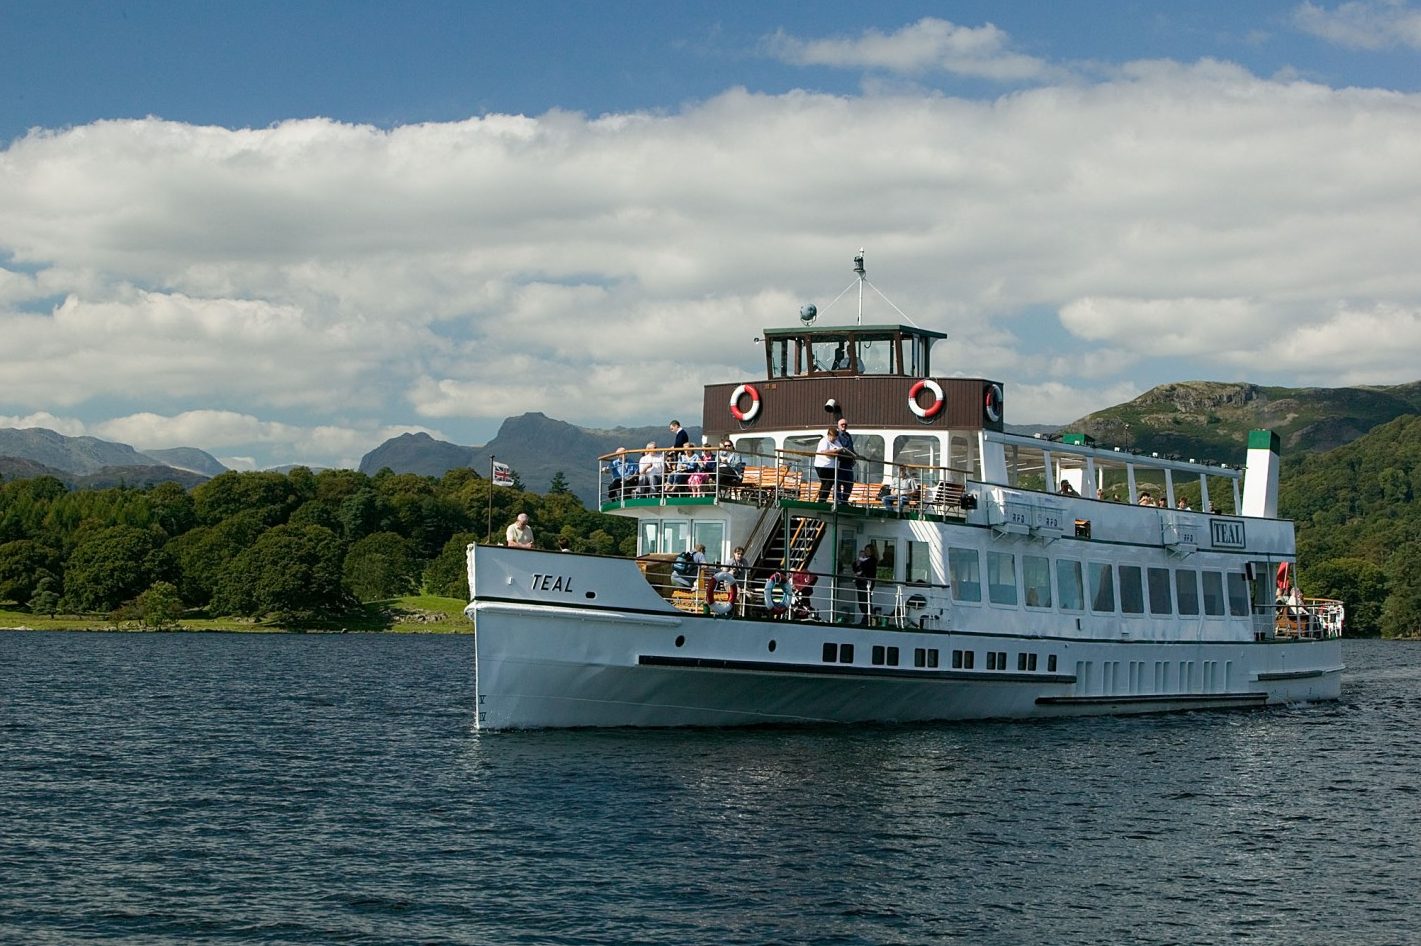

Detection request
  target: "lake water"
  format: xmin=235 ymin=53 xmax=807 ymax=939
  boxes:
xmin=1 ymin=633 xmax=1417 ymax=945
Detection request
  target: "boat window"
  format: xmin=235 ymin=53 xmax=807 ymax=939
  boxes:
xmin=659 ymin=520 xmax=690 ymax=555
xmin=693 ymin=521 xmax=726 ymax=566
xmin=1089 ymin=562 xmax=1116 ymax=613
xmin=1176 ymin=569 xmax=1200 ymax=615
xmin=987 ymin=551 xmax=1018 ymax=606
xmin=1226 ymin=572 xmax=1249 ymax=617
xmin=785 ymin=433 xmax=823 ymax=476
xmin=855 ymin=435 xmax=885 ymax=484
xmin=893 ymin=435 xmax=941 ymax=470
xmin=1201 ymin=571 xmax=1226 ymax=616
xmin=1056 ymin=559 xmax=1084 ymax=611
xmin=734 ymin=436 xmax=775 ymax=466
xmin=638 ymin=521 xmax=658 ymax=556
xmin=768 ymin=338 xmax=793 ymax=378
xmin=906 ymin=540 xmax=931 ymax=583
xmin=906 ymin=334 xmax=930 ymax=377
xmin=1024 ymin=555 xmax=1052 ymax=608
xmin=949 ymin=433 xmax=978 ymax=475
xmin=856 ymin=335 xmax=895 ymax=374
xmin=1147 ymin=567 xmax=1173 ymax=615
xmin=811 ymin=337 xmax=852 ymax=372
xmin=1118 ymin=565 xmax=1145 ymax=614
xmin=949 ymin=547 xmax=981 ymax=602
xmin=876 ymin=540 xmax=897 ymax=582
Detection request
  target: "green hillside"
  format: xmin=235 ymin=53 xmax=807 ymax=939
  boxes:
xmin=1063 ymin=380 xmax=1421 ymax=463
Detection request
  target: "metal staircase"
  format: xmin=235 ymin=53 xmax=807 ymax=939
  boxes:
xmin=757 ymin=515 xmax=827 ymax=574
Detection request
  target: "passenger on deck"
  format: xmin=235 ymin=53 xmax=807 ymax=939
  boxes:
xmin=670 ymin=549 xmax=696 ymax=588
xmin=637 ymin=443 xmax=665 ymax=495
xmin=717 ymin=440 xmax=745 ymax=484
xmin=669 ymin=448 xmax=699 ymax=495
xmin=814 ymin=426 xmax=841 ymax=502
xmin=607 ymin=447 xmax=638 ymax=499
xmin=881 ymin=464 xmax=920 ymax=511
xmin=1138 ymin=494 xmax=1155 ymax=506
xmin=668 ymin=420 xmax=690 ymax=450
xmin=728 ymin=547 xmax=750 ymax=582
xmin=686 ymin=450 xmax=713 ymax=496
xmin=1059 ymin=479 xmax=1078 ymax=496
xmin=1176 ymin=497 xmax=1192 ymax=510
xmin=834 ymin=418 xmax=856 ymax=505
xmin=852 ymin=543 xmax=878 ymax=626
xmin=504 ymin=513 xmax=534 ymax=549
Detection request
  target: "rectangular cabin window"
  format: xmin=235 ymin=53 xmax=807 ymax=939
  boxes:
xmin=1023 ymin=555 xmax=1052 ymax=608
xmin=855 ymin=434 xmax=886 ymax=486
xmin=906 ymin=541 xmax=930 ymax=583
xmin=1147 ymin=567 xmax=1173 ymax=615
xmin=893 ymin=435 xmax=941 ymax=470
xmin=1018 ymin=652 xmax=1027 ymax=671
xmin=659 ymin=521 xmax=690 ymax=555
xmin=1048 ymin=654 xmax=1058 ymax=673
xmin=876 ymin=540 xmax=896 ymax=582
xmin=951 ymin=649 xmax=962 ymax=669
xmin=872 ymin=645 xmax=885 ymax=666
xmin=856 ymin=335 xmax=896 ymax=374
xmin=987 ymin=551 xmax=1018 ymax=606
xmin=950 ymin=547 xmax=982 ymax=602
xmin=734 ymin=437 xmax=775 ymax=467
xmin=1029 ymin=653 xmax=1038 ymax=671
xmin=1227 ymin=572 xmax=1250 ymax=617
xmin=961 ymin=650 xmax=972 ymax=670
xmin=1057 ymin=559 xmax=1084 ymax=611
xmin=987 ymin=652 xmax=998 ymax=671
xmin=915 ymin=648 xmax=927 ymax=668
xmin=1201 ymin=571 xmax=1226 ymax=616
xmin=811 ymin=337 xmax=851 ymax=373
xmin=1089 ymin=562 xmax=1116 ymax=613
xmin=887 ymin=646 xmax=899 ymax=666
xmin=768 ymin=338 xmax=792 ymax=378
xmin=1176 ymin=569 xmax=1200 ymax=616
xmin=638 ymin=520 xmax=658 ymax=556
xmin=1118 ymin=565 xmax=1145 ymax=614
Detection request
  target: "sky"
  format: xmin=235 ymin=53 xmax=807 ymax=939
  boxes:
xmin=2 ymin=1 xmax=1421 ymax=471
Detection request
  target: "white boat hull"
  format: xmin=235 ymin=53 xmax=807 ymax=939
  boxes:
xmin=468 ymin=548 xmax=1342 ymax=731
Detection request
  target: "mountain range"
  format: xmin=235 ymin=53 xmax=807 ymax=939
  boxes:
xmin=0 ymin=427 xmax=226 ymax=489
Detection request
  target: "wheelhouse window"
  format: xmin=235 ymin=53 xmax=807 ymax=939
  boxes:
xmin=734 ymin=436 xmax=775 ymax=466
xmin=856 ymin=334 xmax=895 ymax=374
xmin=810 ymin=336 xmax=852 ymax=372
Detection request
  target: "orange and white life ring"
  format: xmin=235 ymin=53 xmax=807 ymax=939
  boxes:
xmin=730 ymin=384 xmax=761 ymax=422
xmin=908 ymin=379 xmax=944 ymax=419
xmin=709 ymin=570 xmax=738 ymax=616
xmin=984 ymin=383 xmax=1003 ymax=424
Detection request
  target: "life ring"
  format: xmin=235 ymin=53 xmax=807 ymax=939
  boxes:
xmin=709 ymin=570 xmax=738 ymax=616
xmin=908 ymin=378 xmax=944 ymax=419
xmin=983 ymin=383 xmax=1003 ymax=424
xmin=763 ymin=572 xmax=790 ymax=614
xmin=730 ymin=384 xmax=761 ymax=422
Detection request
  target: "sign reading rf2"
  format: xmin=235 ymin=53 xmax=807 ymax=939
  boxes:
xmin=531 ymin=573 xmax=574 ymax=593
xmin=1210 ymin=519 xmax=1247 ymax=549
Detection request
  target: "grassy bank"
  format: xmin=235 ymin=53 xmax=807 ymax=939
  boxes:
xmin=0 ymin=595 xmax=472 ymax=634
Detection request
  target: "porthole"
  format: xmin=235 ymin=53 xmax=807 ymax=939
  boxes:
xmin=768 ymin=639 xmax=777 ymax=653
xmin=675 ymin=635 xmax=685 ymax=648
xmin=584 ymin=590 xmax=596 ymax=599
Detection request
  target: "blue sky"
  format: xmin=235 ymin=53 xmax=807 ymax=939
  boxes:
xmin=2 ymin=1 xmax=1420 ymax=469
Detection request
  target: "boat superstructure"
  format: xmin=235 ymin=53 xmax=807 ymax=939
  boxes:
xmin=466 ymin=258 xmax=1343 ymax=730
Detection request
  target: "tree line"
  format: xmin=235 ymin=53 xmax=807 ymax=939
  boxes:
xmin=0 ymin=466 xmax=634 ymax=624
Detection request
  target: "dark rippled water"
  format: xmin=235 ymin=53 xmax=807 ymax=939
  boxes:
xmin=2 ymin=633 xmax=1417 ymax=945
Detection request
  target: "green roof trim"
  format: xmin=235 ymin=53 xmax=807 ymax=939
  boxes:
xmin=1247 ymin=429 xmax=1280 ymax=453
xmin=761 ymin=323 xmax=948 ymax=340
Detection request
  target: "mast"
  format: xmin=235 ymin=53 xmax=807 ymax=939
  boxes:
xmin=854 ymin=249 xmax=865 ymax=325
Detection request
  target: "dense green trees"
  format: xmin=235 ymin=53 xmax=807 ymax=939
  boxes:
xmin=0 ymin=466 xmax=636 ymax=624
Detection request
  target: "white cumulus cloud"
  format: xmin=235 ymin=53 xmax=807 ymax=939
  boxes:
xmin=1293 ymin=1 xmax=1421 ymax=49
xmin=762 ymin=17 xmax=1052 ymax=80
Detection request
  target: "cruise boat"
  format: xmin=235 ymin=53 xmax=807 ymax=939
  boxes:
xmin=465 ymin=256 xmax=1344 ymax=730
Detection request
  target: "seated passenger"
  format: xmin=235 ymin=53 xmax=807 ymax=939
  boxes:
xmin=717 ymin=440 xmax=745 ymax=484
xmin=1058 ymin=479 xmax=1078 ymax=496
xmin=670 ymin=549 xmax=697 ymax=588
xmin=880 ymin=464 xmax=920 ymax=511
xmin=637 ymin=444 xmax=665 ymax=495
xmin=607 ymin=446 xmax=638 ymax=498
xmin=687 ymin=450 xmax=714 ymax=496
xmin=669 ymin=448 xmax=701 ymax=495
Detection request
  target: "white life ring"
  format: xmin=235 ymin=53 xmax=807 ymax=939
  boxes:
xmin=908 ymin=379 xmax=944 ymax=419
xmin=730 ymin=384 xmax=761 ymax=422
xmin=984 ymin=383 xmax=1003 ymax=424
xmin=709 ymin=570 xmax=738 ymax=616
